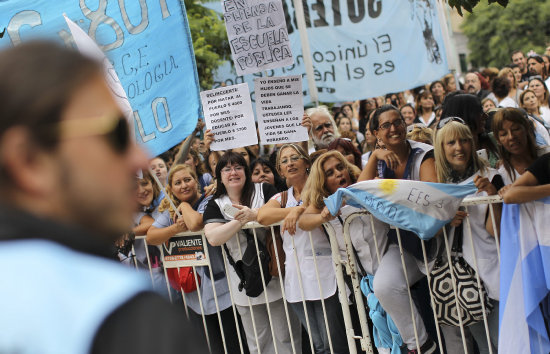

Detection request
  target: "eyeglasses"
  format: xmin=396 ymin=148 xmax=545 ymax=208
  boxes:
xmin=221 ymin=165 xmax=244 ymax=174
xmin=378 ymin=119 xmax=405 ymax=130
xmin=437 ymin=116 xmax=466 ymax=130
xmin=280 ymin=155 xmax=302 ymax=165
xmin=55 ymin=114 xmax=130 ymax=153
xmin=315 ymin=122 xmax=333 ymax=132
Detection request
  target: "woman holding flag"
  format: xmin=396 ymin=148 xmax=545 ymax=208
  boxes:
xmin=357 ymin=105 xmax=438 ymax=353
xmin=434 ymin=119 xmax=503 ymax=353
xmin=297 ymin=150 xmax=390 ymax=353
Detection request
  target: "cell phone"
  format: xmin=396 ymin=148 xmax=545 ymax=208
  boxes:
xmin=223 ymin=204 xmax=240 ymax=217
xmin=476 ymin=149 xmax=488 ymax=161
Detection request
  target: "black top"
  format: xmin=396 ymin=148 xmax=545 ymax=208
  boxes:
xmin=203 ymin=183 xmax=277 ymax=223
xmin=0 ymin=204 xmax=207 ymax=354
xmin=527 ymin=152 xmax=550 ymax=185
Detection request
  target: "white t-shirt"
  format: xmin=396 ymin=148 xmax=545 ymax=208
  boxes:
xmin=497 ymin=96 xmax=518 ymax=108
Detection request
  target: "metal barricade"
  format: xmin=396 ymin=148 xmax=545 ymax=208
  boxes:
xmin=119 ymin=195 xmax=502 ymax=354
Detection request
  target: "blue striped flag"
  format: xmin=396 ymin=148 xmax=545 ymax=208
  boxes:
xmin=323 ymin=179 xmax=478 ymax=240
xmin=500 ymin=199 xmax=550 ymax=354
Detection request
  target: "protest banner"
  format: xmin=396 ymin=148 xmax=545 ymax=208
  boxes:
xmin=223 ymin=0 xmax=293 ymax=76
xmin=0 ymin=0 xmax=201 ymax=157
xmin=201 ymin=83 xmax=258 ymax=151
xmin=163 ymin=234 xmax=209 ymax=267
xmin=212 ymin=0 xmax=449 ymax=103
xmin=254 ymin=75 xmax=308 ymax=144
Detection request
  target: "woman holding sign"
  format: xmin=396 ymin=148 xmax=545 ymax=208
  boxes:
xmin=147 ymin=164 xmax=240 ymax=353
xmin=357 ymin=105 xmax=438 ymax=353
xmin=203 ymin=152 xmax=301 ymax=354
xmin=433 ymin=119 xmax=503 ymax=354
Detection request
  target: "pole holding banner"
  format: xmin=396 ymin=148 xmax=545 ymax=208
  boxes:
xmin=291 ymin=0 xmax=319 ymax=106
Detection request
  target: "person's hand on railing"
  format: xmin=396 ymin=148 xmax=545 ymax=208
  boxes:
xmin=281 ymin=206 xmax=306 ymax=235
xmin=174 ymin=214 xmax=188 ymax=232
xmin=498 ymin=184 xmax=511 ymax=198
xmin=234 ymin=205 xmax=258 ymax=226
xmin=474 ymin=175 xmax=498 ymax=196
xmin=449 ymin=210 xmax=467 ymax=227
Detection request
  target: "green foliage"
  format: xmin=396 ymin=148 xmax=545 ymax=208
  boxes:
xmin=461 ymin=0 xmax=550 ymax=68
xmin=184 ymin=0 xmax=230 ymax=89
xmin=448 ymin=0 xmax=508 ymax=16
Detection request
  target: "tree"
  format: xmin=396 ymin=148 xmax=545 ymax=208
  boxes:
xmin=461 ymin=0 xmax=550 ymax=69
xmin=184 ymin=0 xmax=230 ymax=89
xmin=447 ymin=0 xmax=508 ymax=16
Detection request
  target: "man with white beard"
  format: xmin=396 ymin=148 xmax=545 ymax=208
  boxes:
xmin=306 ymin=106 xmax=340 ymax=150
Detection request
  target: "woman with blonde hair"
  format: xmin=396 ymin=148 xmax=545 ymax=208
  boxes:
xmin=298 ymin=150 xmax=389 ymax=353
xmin=147 ymin=164 xmax=241 ymax=353
xmin=433 ymin=120 xmax=503 ymax=354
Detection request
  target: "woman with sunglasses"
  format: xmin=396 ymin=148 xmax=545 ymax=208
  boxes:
xmin=203 ymin=152 xmax=300 ymax=354
xmin=258 ymin=144 xmax=348 ymax=354
xmin=528 ymin=77 xmax=550 ymax=125
xmin=440 ymin=93 xmax=500 ymax=167
xmin=433 ymin=121 xmax=503 ymax=354
xmin=297 ymin=150 xmax=390 ymax=353
xmin=146 ymin=164 xmax=243 ymax=353
xmin=357 ymin=105 xmax=438 ymax=353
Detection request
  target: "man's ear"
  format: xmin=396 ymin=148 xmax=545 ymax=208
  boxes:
xmin=0 ymin=127 xmax=58 ymax=197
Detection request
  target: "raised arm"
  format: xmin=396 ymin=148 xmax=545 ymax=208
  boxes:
xmin=173 ymin=119 xmax=204 ymax=166
xmin=147 ymin=219 xmax=187 ymax=246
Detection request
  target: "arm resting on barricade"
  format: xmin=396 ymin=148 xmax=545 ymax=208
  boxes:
xmin=177 ymin=202 xmax=204 ymax=232
xmin=298 ymin=205 xmax=336 ymax=231
xmin=133 ymin=215 xmax=154 ymax=235
xmin=147 ymin=223 xmax=186 ymax=245
xmin=502 ymin=171 xmax=550 ymax=204
xmin=204 ymin=220 xmax=244 ymax=246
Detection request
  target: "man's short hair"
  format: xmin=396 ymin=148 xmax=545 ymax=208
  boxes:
xmin=0 ymin=41 xmax=101 ymax=181
xmin=511 ymin=50 xmax=524 ymax=59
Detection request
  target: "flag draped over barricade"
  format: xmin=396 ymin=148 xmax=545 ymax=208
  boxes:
xmin=323 ymin=180 xmax=478 ymax=240
xmin=0 ymin=0 xmax=201 ymax=157
xmin=500 ymin=199 xmax=550 ymax=354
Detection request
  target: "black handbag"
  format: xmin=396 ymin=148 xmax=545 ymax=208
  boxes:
xmin=224 ymin=229 xmax=272 ymax=298
xmin=429 ymin=224 xmax=493 ymax=327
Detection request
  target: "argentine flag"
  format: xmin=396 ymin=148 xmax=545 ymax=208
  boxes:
xmin=324 ymin=180 xmax=478 ymax=240
xmin=500 ymin=198 xmax=550 ymax=354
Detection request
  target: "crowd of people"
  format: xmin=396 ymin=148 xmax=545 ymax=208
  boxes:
xmin=125 ymin=47 xmax=550 ymax=354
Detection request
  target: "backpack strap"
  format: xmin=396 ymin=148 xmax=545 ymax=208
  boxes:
xmin=280 ymin=190 xmax=288 ymax=208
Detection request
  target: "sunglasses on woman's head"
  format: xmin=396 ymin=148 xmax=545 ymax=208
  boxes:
xmin=437 ymin=116 xmax=466 ymax=130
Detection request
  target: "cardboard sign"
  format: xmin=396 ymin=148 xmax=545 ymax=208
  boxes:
xmin=255 ymin=75 xmax=308 ymax=144
xmin=201 ymin=83 xmax=258 ymax=151
xmin=223 ymin=0 xmax=293 ymax=76
xmin=163 ymin=234 xmax=208 ymax=268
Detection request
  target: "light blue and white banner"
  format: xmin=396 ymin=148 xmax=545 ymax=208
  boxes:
xmin=212 ymin=0 xmax=449 ymax=103
xmin=324 ymin=179 xmax=477 ymax=240
xmin=0 ymin=0 xmax=201 ymax=157
xmin=500 ymin=199 xmax=550 ymax=354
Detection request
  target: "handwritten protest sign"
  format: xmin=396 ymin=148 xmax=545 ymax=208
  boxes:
xmin=223 ymin=0 xmax=293 ymax=76
xmin=163 ymin=235 xmax=208 ymax=267
xmin=213 ymin=0 xmax=449 ymax=103
xmin=201 ymin=83 xmax=258 ymax=151
xmin=0 ymin=0 xmax=201 ymax=157
xmin=255 ymin=75 xmax=307 ymax=144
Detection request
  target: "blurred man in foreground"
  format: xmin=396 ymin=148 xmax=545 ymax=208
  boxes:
xmin=0 ymin=41 xmax=206 ymax=353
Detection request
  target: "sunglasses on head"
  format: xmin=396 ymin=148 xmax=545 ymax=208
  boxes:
xmin=437 ymin=116 xmax=466 ymax=130
xmin=55 ymin=114 xmax=130 ymax=153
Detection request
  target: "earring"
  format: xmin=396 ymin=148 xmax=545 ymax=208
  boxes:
xmin=306 ymin=168 xmax=310 ymax=174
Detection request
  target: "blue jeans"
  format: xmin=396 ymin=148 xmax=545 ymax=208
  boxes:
xmin=469 ymin=300 xmax=499 ymax=354
xmin=289 ymin=293 xmax=348 ymax=354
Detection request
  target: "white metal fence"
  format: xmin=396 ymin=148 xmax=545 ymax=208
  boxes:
xmin=123 ymin=195 xmax=503 ymax=354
